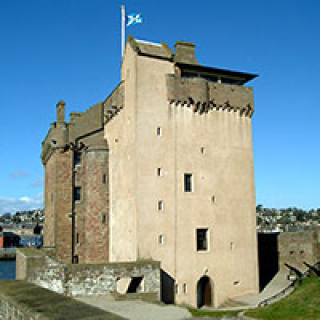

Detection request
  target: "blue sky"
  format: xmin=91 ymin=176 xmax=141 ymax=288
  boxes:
xmin=0 ymin=0 xmax=319 ymax=214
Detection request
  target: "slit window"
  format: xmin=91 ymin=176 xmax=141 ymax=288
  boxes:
xmin=159 ymin=235 xmax=164 ymax=244
xmin=157 ymin=127 xmax=162 ymax=137
xmin=74 ymin=187 xmax=81 ymax=202
xmin=158 ymin=201 xmax=164 ymax=211
xmin=197 ymin=228 xmax=208 ymax=251
xmin=102 ymin=174 xmax=107 ymax=184
xmin=184 ymin=173 xmax=193 ymax=192
xmin=74 ymin=152 xmax=81 ymax=166
xmin=157 ymin=168 xmax=163 ymax=177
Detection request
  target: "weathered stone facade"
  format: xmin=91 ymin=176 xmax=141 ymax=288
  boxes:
xmin=279 ymin=230 xmax=320 ymax=272
xmin=16 ymin=249 xmax=160 ymax=298
xmin=41 ymin=37 xmax=259 ymax=308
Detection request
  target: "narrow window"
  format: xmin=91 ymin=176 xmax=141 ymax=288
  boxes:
xmin=159 ymin=235 xmax=164 ymax=244
xmin=74 ymin=187 xmax=81 ymax=202
xmin=76 ymin=232 xmax=80 ymax=244
xmin=211 ymin=195 xmax=216 ymax=203
xmin=74 ymin=152 xmax=81 ymax=166
xmin=102 ymin=174 xmax=107 ymax=184
xmin=201 ymin=147 xmax=205 ymax=154
xmin=197 ymin=228 xmax=208 ymax=251
xmin=184 ymin=173 xmax=193 ymax=192
xmin=156 ymin=127 xmax=162 ymax=137
xmin=175 ymin=284 xmax=179 ymax=294
xmin=157 ymin=168 xmax=163 ymax=177
xmin=158 ymin=201 xmax=164 ymax=211
xmin=102 ymin=214 xmax=106 ymax=225
xmin=183 ymin=283 xmax=187 ymax=294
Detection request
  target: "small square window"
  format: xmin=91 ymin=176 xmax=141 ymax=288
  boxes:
xmin=197 ymin=228 xmax=208 ymax=251
xmin=184 ymin=173 xmax=193 ymax=192
xmin=74 ymin=187 xmax=81 ymax=202
xmin=158 ymin=201 xmax=164 ymax=211
xmin=74 ymin=152 xmax=81 ymax=166
xmin=157 ymin=127 xmax=162 ymax=137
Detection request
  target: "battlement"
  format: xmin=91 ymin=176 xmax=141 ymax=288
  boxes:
xmin=166 ymin=74 xmax=254 ymax=116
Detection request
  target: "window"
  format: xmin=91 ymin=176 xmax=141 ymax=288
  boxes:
xmin=157 ymin=168 xmax=163 ymax=177
xmin=156 ymin=127 xmax=162 ymax=137
xmin=76 ymin=232 xmax=80 ymax=245
xmin=74 ymin=152 xmax=81 ymax=166
xmin=102 ymin=174 xmax=107 ymax=184
xmin=158 ymin=201 xmax=164 ymax=211
xmin=175 ymin=284 xmax=179 ymax=294
xmin=102 ymin=214 xmax=106 ymax=225
xmin=201 ymin=147 xmax=205 ymax=154
xmin=197 ymin=229 xmax=208 ymax=251
xmin=74 ymin=187 xmax=81 ymax=202
xmin=184 ymin=173 xmax=193 ymax=192
xmin=183 ymin=283 xmax=187 ymax=294
xmin=159 ymin=235 xmax=164 ymax=244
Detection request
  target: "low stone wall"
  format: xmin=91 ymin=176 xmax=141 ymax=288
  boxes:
xmin=16 ymin=248 xmax=160 ymax=299
xmin=0 ymin=280 xmax=124 ymax=319
xmin=279 ymin=230 xmax=320 ymax=272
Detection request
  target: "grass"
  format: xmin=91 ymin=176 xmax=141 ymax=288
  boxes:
xmin=246 ymin=276 xmax=320 ymax=320
xmin=188 ymin=276 xmax=320 ymax=319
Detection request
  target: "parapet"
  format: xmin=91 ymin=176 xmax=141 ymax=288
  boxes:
xmin=166 ymin=75 xmax=254 ymax=117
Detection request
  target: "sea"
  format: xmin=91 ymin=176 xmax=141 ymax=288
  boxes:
xmin=0 ymin=260 xmax=16 ymax=280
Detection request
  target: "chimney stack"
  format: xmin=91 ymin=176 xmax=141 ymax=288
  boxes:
xmin=174 ymin=41 xmax=198 ymax=65
xmin=56 ymin=101 xmax=65 ymax=123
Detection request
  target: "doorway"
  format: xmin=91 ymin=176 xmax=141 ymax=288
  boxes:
xmin=197 ymin=276 xmax=213 ymax=308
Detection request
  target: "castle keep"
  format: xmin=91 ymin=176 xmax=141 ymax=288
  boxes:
xmin=41 ymin=37 xmax=259 ymax=308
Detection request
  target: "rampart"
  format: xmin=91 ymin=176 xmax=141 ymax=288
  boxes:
xmin=0 ymin=280 xmax=124 ymax=319
xmin=278 ymin=230 xmax=320 ymax=272
xmin=16 ymin=248 xmax=160 ymax=299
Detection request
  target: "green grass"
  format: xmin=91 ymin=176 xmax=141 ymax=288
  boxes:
xmin=188 ymin=276 xmax=320 ymax=319
xmin=246 ymin=276 xmax=320 ymax=320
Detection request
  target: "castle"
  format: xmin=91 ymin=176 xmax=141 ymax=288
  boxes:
xmin=41 ymin=37 xmax=259 ymax=308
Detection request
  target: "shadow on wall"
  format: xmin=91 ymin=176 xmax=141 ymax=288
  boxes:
xmin=258 ymin=232 xmax=279 ymax=291
xmin=161 ymin=269 xmax=175 ymax=304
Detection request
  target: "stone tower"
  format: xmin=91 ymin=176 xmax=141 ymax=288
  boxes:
xmin=42 ymin=37 xmax=259 ymax=308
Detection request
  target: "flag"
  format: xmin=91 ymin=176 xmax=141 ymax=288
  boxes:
xmin=126 ymin=13 xmax=142 ymax=27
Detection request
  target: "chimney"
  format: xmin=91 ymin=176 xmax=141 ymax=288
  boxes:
xmin=56 ymin=101 xmax=65 ymax=123
xmin=174 ymin=41 xmax=198 ymax=65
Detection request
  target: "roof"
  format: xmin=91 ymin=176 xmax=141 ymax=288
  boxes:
xmin=127 ymin=36 xmax=258 ymax=84
xmin=127 ymin=36 xmax=173 ymax=60
xmin=176 ymin=62 xmax=258 ymax=85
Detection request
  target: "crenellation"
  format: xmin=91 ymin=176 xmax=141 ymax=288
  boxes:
xmin=167 ymin=75 xmax=254 ymax=117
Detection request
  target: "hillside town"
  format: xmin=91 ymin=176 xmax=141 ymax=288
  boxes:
xmin=0 ymin=209 xmax=43 ymax=250
xmin=256 ymin=205 xmax=320 ymax=233
xmin=1 ymin=206 xmax=319 ymax=250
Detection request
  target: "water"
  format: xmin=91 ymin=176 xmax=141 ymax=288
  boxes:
xmin=0 ymin=260 xmax=16 ymax=280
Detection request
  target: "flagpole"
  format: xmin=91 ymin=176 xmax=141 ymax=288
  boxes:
xmin=121 ymin=5 xmax=125 ymax=57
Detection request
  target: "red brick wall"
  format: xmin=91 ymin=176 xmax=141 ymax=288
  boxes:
xmin=44 ymin=154 xmax=56 ymax=247
xmin=54 ymin=149 xmax=73 ymax=263
xmin=82 ymin=147 xmax=109 ymax=263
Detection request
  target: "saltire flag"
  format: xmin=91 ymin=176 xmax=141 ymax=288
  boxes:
xmin=126 ymin=13 xmax=142 ymax=27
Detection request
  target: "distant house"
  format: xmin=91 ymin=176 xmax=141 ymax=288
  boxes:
xmin=0 ymin=232 xmax=20 ymax=248
xmin=19 ymin=235 xmax=43 ymax=248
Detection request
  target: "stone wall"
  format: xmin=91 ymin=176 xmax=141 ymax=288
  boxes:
xmin=16 ymin=248 xmax=160 ymax=298
xmin=0 ymin=280 xmax=124 ymax=320
xmin=279 ymin=230 xmax=320 ymax=272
